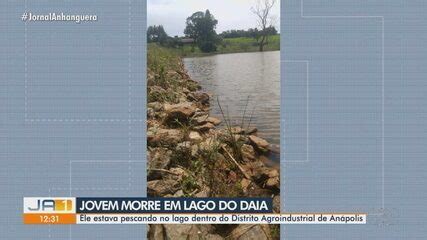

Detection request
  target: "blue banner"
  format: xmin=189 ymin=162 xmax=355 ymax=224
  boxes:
xmin=76 ymin=198 xmax=273 ymax=214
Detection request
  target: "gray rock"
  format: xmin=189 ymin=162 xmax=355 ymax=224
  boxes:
xmin=173 ymin=190 xmax=184 ymax=197
xmin=206 ymin=116 xmax=222 ymax=125
xmin=268 ymin=143 xmax=280 ymax=154
xmin=148 ymin=148 xmax=172 ymax=180
xmin=204 ymin=234 xmax=224 ymax=240
xmin=147 ymin=107 xmax=155 ymax=119
xmin=246 ymin=127 xmax=258 ymax=134
xmin=166 ymin=70 xmax=181 ymax=80
xmin=265 ymin=176 xmax=279 ymax=189
xmin=163 ymin=224 xmax=220 ymax=240
xmin=148 ymin=128 xmax=184 ymax=147
xmin=187 ymin=91 xmax=210 ymax=105
xmin=241 ymin=178 xmax=251 ymax=193
xmin=273 ymin=195 xmax=281 ymax=213
xmin=195 ymin=186 xmax=211 ymax=197
xmin=194 ymin=122 xmax=215 ymax=132
xmin=245 ymin=181 xmax=273 ymax=197
xmin=148 ymin=224 xmax=165 ymax=240
xmin=147 ymin=71 xmax=156 ymax=86
xmin=268 ymin=169 xmax=279 ymax=178
xmin=231 ymin=126 xmax=244 ymax=134
xmin=182 ymin=88 xmax=190 ymax=94
xmin=242 ymin=161 xmax=271 ymax=182
xmin=149 ymin=86 xmax=166 ymax=95
xmin=229 ymin=225 xmax=271 ymax=240
xmin=248 ymin=135 xmax=270 ymax=152
xmin=241 ymin=144 xmax=256 ymax=162
xmin=264 ymin=168 xmax=280 ymax=190
xmin=164 ymin=167 xmax=187 ymax=182
xmin=148 ymin=101 xmax=164 ymax=112
xmin=164 ymin=102 xmax=197 ymax=125
xmin=148 ymin=86 xmax=168 ymax=102
xmin=193 ymin=115 xmax=208 ymax=125
xmin=199 ymin=137 xmax=221 ymax=152
xmin=176 ymin=141 xmax=198 ymax=157
xmin=147 ymin=179 xmax=180 ymax=197
xmin=193 ymin=115 xmax=222 ymax=126
xmin=188 ymin=131 xmax=203 ymax=141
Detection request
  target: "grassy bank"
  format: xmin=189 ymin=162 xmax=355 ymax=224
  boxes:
xmin=155 ymin=35 xmax=280 ymax=57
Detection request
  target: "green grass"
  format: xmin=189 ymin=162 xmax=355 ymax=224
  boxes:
xmin=156 ymin=35 xmax=280 ymax=58
xmin=147 ymin=44 xmax=181 ymax=73
xmin=147 ymin=45 xmax=199 ymax=103
xmin=219 ymin=35 xmax=280 ymax=53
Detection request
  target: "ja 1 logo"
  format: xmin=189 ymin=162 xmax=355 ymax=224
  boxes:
xmin=24 ymin=197 xmax=75 ymax=213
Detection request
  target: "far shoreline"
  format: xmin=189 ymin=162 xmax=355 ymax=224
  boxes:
xmin=150 ymin=34 xmax=280 ymax=58
xmin=182 ymin=49 xmax=280 ymax=58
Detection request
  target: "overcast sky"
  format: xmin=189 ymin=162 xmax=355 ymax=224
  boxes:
xmin=148 ymin=0 xmax=280 ymax=37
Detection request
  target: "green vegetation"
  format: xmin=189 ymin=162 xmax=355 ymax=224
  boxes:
xmin=150 ymin=34 xmax=279 ymax=58
xmin=147 ymin=25 xmax=169 ymax=45
xmin=185 ymin=10 xmax=220 ymax=53
xmin=218 ymin=35 xmax=280 ymax=55
xmin=251 ymin=0 xmax=277 ymax=51
xmin=147 ymin=44 xmax=181 ymax=73
xmin=147 ymin=45 xmax=199 ymax=103
xmin=147 ymin=2 xmax=280 ymax=56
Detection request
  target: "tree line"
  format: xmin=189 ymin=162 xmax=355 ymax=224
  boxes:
xmin=148 ymin=0 xmax=277 ymax=53
xmin=219 ymin=27 xmax=277 ymax=39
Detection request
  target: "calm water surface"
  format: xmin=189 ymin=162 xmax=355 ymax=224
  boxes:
xmin=184 ymin=51 xmax=280 ymax=157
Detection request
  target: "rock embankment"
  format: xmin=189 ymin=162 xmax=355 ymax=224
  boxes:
xmin=147 ymin=46 xmax=280 ymax=239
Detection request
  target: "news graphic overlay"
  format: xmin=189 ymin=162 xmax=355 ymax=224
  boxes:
xmin=23 ymin=198 xmax=76 ymax=224
xmin=24 ymin=197 xmax=366 ymax=225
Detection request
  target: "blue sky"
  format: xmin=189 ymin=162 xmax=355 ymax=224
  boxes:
xmin=148 ymin=0 xmax=280 ymax=36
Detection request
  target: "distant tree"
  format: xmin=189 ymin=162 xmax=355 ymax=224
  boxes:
xmin=251 ymin=0 xmax=277 ymax=51
xmin=147 ymin=25 xmax=168 ymax=44
xmin=219 ymin=27 xmax=277 ymax=39
xmin=265 ymin=26 xmax=278 ymax=35
xmin=248 ymin=28 xmax=260 ymax=41
xmin=184 ymin=10 xmax=219 ymax=52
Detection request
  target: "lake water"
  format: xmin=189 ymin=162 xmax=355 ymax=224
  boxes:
xmin=183 ymin=51 xmax=280 ymax=160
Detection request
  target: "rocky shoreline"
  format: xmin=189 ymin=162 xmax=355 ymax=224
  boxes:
xmin=147 ymin=46 xmax=280 ymax=239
